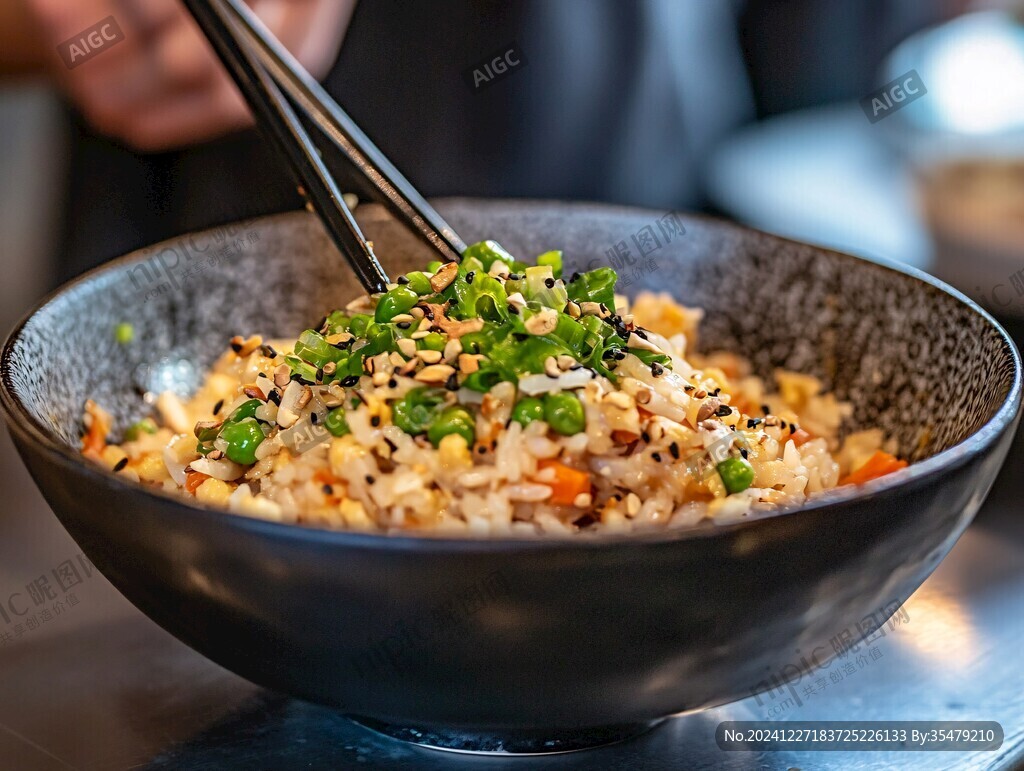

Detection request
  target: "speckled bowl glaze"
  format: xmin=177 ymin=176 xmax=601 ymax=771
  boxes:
xmin=1 ymin=200 xmax=1019 ymax=744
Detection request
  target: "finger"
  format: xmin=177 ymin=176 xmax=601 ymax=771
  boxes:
xmin=247 ymin=0 xmax=356 ymax=79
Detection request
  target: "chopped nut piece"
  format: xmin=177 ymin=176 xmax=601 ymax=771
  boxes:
xmin=417 ymin=349 xmax=443 ymax=364
xmin=397 ymin=338 xmax=418 ymax=358
xmin=579 ymin=302 xmax=610 ymax=319
xmin=556 ymin=355 xmax=577 ymax=371
xmin=544 ymin=356 xmax=561 ymax=377
xmin=565 ymin=301 xmax=582 ymax=318
xmin=443 ymin=338 xmax=463 ymax=362
xmin=273 ymin=364 xmax=291 ymax=388
xmin=414 ymin=364 xmax=457 ymax=384
xmin=295 ymin=387 xmax=312 ymax=410
xmin=458 ymin=353 xmax=481 ymax=374
xmin=429 ymin=261 xmax=459 ymax=292
xmin=524 ymin=309 xmax=558 ymax=335
xmin=193 ymin=420 xmax=223 ymax=438
xmin=435 ymin=316 xmax=484 ymax=339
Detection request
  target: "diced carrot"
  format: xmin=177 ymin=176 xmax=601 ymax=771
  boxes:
xmin=81 ymin=400 xmax=111 ymax=459
xmin=185 ymin=471 xmax=211 ymax=494
xmin=790 ymin=428 xmax=814 ymax=448
xmin=313 ymin=469 xmax=338 ymax=486
xmin=537 ymin=459 xmax=592 ymax=506
xmin=838 ymin=451 xmax=907 ymax=486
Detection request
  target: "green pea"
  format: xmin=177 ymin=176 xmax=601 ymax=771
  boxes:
xmin=324 ymin=408 xmax=350 ymax=437
xmin=404 ymin=271 xmax=433 ymax=295
xmin=114 ymin=322 xmax=134 ymax=345
xmin=427 ymin=406 xmax=475 ymax=447
xmin=418 ymin=332 xmax=447 ymax=352
xmin=393 ymin=387 xmax=446 ymax=435
xmin=426 ymin=260 xmax=443 ymax=274
xmin=227 ymin=398 xmax=262 ymax=423
xmin=511 ymin=397 xmax=545 ymax=426
xmin=220 ymin=418 xmax=265 ymax=465
xmin=717 ymin=457 xmax=755 ymax=494
xmin=124 ymin=418 xmax=157 ymax=441
xmin=543 ymin=392 xmax=585 ymax=436
xmin=375 ymin=286 xmax=420 ymax=323
xmin=348 ymin=314 xmax=371 ymax=337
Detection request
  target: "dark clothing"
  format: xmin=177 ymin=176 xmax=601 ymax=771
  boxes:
xmin=56 ymin=0 xmax=749 ymax=280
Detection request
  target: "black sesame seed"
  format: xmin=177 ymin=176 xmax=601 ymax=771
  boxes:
xmin=740 ymin=448 xmax=749 ymax=459
xmin=260 ymin=344 xmax=278 ymax=358
xmin=715 ymin=405 xmax=732 ymax=417
xmin=508 ymin=304 xmax=519 ymax=315
xmin=445 ymin=373 xmax=460 ymax=391
xmin=316 ymin=367 xmax=324 ymax=382
xmin=230 ymin=342 xmax=243 ymax=353
xmin=683 ymin=384 xmax=695 ymax=392
xmin=641 ymin=431 xmax=651 ymax=443
xmin=602 ymin=348 xmax=616 ymax=360
xmin=478 ymin=446 xmax=487 ymax=454
xmin=635 ymin=329 xmax=648 ymax=340
xmin=508 ymin=273 xmax=522 ymax=281
xmin=388 ymin=378 xmax=398 ymax=388
xmin=747 ymin=418 xmax=760 ymax=428
xmin=365 ymin=475 xmax=375 ymax=484
xmin=322 ymin=484 xmax=333 ymax=495
xmin=341 ymin=376 xmax=359 ymax=387
xmin=396 ymin=321 xmax=411 ymax=329
xmin=268 ymin=390 xmax=282 ymax=405
xmin=544 ymin=277 xmax=555 ymax=288
xmin=669 ymin=442 xmax=680 ymax=460
xmin=466 ymin=271 xmax=476 ymax=284
xmin=213 ymin=399 xmax=224 ymax=416
xmin=370 ymin=415 xmax=381 ymax=427
xmin=790 ymin=424 xmax=798 ymax=434
xmin=652 ymin=452 xmax=662 ymax=462
xmin=113 ymin=457 xmax=128 ymax=472
xmin=761 ymin=404 xmax=771 ymax=415
xmin=397 ymin=275 xmax=410 ymax=284
xmin=513 ymin=333 xmax=529 ymax=342
xmin=311 ymin=412 xmax=319 ymax=425
xmin=651 ymin=362 xmax=664 ymax=377
xmin=569 ymin=272 xmax=581 ymax=283
xmin=711 ymin=387 xmax=721 ymax=397
xmin=573 ymin=513 xmax=597 ymax=529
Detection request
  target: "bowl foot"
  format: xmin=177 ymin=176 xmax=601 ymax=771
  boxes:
xmin=348 ymin=716 xmax=666 ymax=755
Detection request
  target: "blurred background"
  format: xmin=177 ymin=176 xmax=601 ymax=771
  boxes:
xmin=1 ymin=0 xmax=1023 ymax=767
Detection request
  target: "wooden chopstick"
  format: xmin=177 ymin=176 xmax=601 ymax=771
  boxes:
xmin=181 ymin=0 xmax=391 ymax=294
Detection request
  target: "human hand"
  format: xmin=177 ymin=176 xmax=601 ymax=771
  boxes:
xmin=25 ymin=0 xmax=355 ymax=152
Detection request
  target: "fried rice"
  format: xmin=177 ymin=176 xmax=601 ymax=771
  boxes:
xmin=83 ymin=241 xmax=906 ymax=535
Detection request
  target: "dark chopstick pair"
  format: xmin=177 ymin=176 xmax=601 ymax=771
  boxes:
xmin=180 ymin=0 xmax=466 ymax=294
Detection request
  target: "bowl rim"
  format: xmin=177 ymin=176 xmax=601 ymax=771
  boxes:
xmin=1 ymin=201 xmax=1020 ymax=552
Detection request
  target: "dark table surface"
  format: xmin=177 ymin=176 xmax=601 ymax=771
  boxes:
xmin=1 ymin=404 xmax=1023 ymax=770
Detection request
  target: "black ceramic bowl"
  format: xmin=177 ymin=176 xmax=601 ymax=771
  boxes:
xmin=1 ymin=200 xmax=1019 ymax=751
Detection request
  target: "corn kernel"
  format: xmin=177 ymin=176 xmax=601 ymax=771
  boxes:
xmin=195 ymin=478 xmax=234 ymax=507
